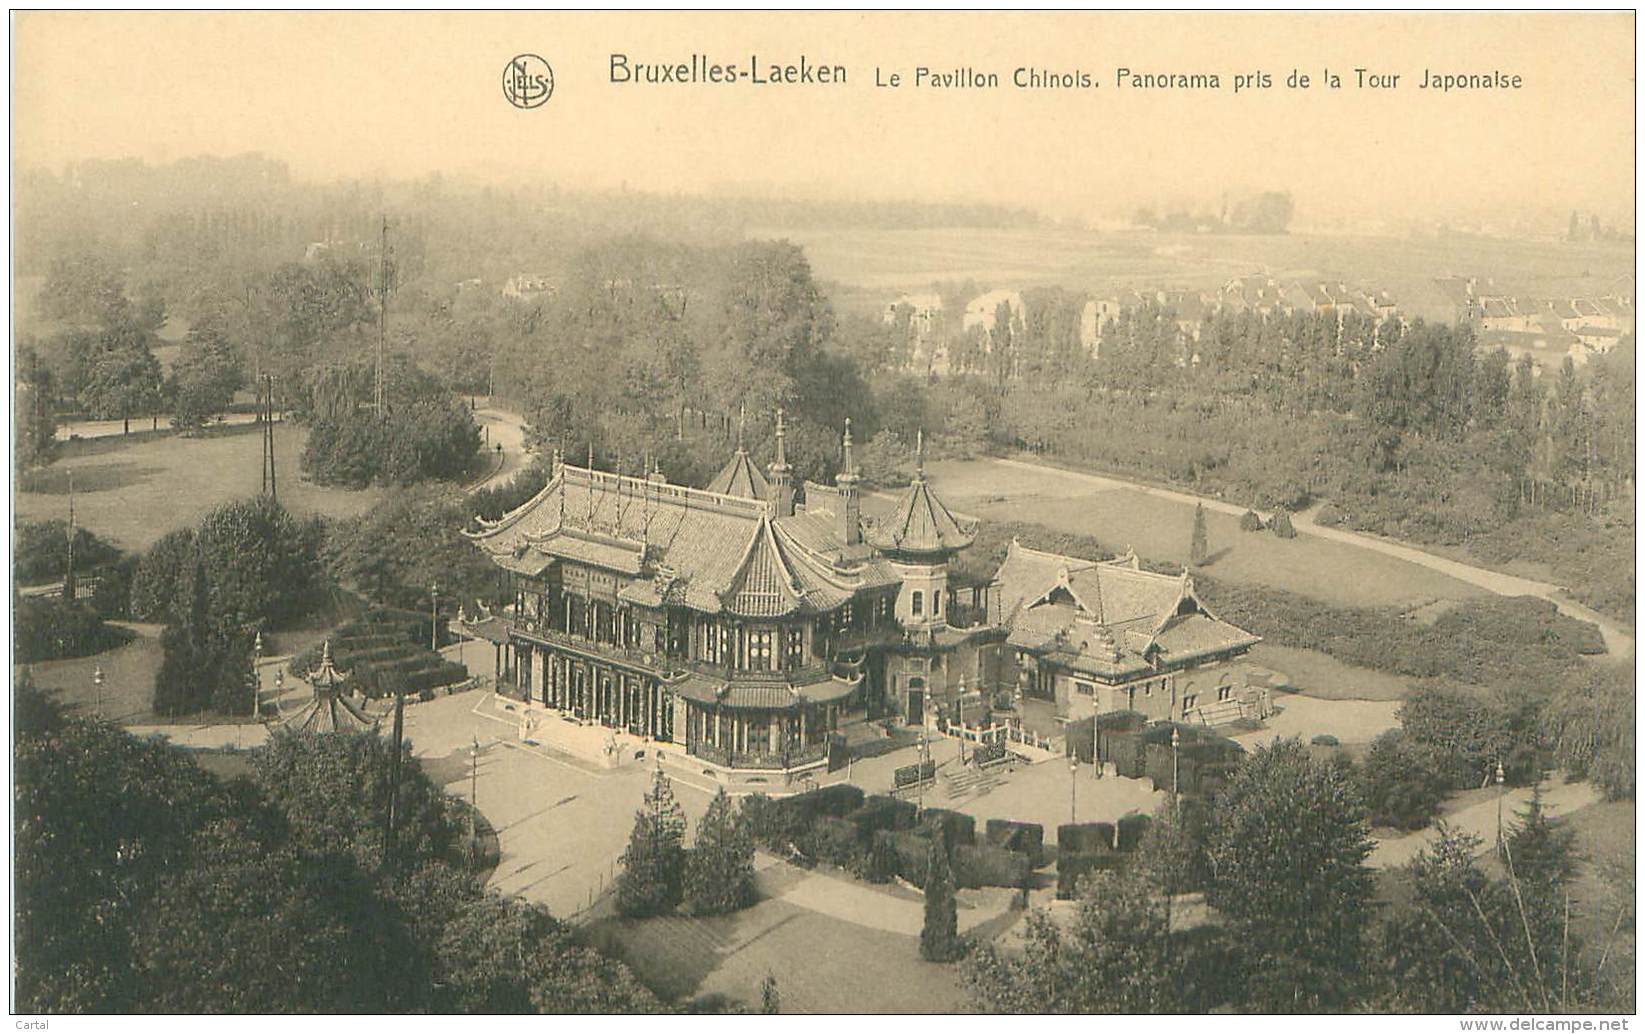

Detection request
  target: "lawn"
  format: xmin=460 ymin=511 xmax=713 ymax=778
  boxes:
xmin=926 ymin=458 xmax=1489 ymax=609
xmin=1246 ymin=643 xmax=1413 ymax=701
xmin=24 ymin=622 xmax=164 ymax=724
xmin=583 ymin=869 xmax=976 ymax=1013
xmin=15 ymin=422 xmax=383 ymax=552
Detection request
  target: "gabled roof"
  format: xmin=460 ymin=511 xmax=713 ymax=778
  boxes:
xmin=997 ymin=543 xmax=1258 ymax=679
xmin=720 ymin=515 xmax=806 ymax=617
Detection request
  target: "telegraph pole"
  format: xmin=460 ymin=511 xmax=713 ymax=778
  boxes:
xmin=63 ymin=470 xmax=76 ymax=602
xmin=376 ymin=215 xmax=390 ymax=420
xmin=383 ymin=687 xmax=406 ymax=872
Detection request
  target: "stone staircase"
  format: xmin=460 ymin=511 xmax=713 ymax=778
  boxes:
xmin=1190 ymin=699 xmax=1246 ymax=728
xmin=939 ymin=763 xmax=1008 ymax=804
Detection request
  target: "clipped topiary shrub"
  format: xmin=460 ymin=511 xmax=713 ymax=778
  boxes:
xmin=1057 ymin=822 xmax=1115 ymax=856
xmin=880 ymin=829 xmax=935 ymax=888
xmin=846 ymin=795 xmax=918 ymax=838
xmin=953 ymin=843 xmax=1031 ymax=889
xmin=806 ymin=816 xmax=866 ymax=869
xmin=984 ymin=819 xmax=1045 ymax=867
xmin=1313 ymin=502 xmax=1346 ymax=527
xmin=1310 ymin=733 xmax=1341 ymax=747
xmin=1270 ymin=510 xmax=1297 ymax=539
xmin=919 ymin=808 xmax=976 ymax=847
xmin=1057 ymin=849 xmax=1122 ymax=898
xmin=1115 ymin=813 xmax=1153 ymax=852
xmin=1239 ymin=509 xmax=1265 ymax=532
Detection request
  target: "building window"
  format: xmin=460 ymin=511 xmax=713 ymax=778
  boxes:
xmin=934 ymin=592 xmax=941 ymax=617
xmin=748 ymin=628 xmax=774 ymax=671
xmin=1217 ymin=684 xmax=1232 ymax=702
xmin=1075 ymin=680 xmax=1095 ymax=696
xmin=912 ymin=591 xmax=924 ymax=616
xmin=783 ymin=627 xmax=805 ymax=669
xmin=1182 ymin=694 xmax=1197 ymax=715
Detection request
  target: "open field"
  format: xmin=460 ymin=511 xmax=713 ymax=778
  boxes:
xmin=15 ymin=422 xmax=383 ymax=552
xmin=765 ymin=226 xmax=1634 ymax=321
xmin=25 ymin=622 xmax=163 ymax=724
xmin=927 ymin=457 xmax=1489 ymax=609
xmin=1247 ymin=643 xmax=1413 ymax=702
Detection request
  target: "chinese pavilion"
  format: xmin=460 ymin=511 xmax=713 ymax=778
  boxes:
xmin=465 ymin=415 xmax=1005 ymax=787
xmin=281 ymin=641 xmax=378 ymax=735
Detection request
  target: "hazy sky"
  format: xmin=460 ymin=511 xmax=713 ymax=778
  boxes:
xmin=13 ymin=11 xmax=1636 ymax=224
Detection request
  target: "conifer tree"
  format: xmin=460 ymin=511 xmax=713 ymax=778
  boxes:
xmin=615 ymin=766 xmax=686 ymax=917
xmin=684 ymin=788 xmax=755 ymax=915
xmin=1189 ymin=502 xmax=1210 ymax=566
xmin=920 ymin=833 xmax=961 ymax=962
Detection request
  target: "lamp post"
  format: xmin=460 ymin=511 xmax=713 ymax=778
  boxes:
xmin=1172 ymin=726 xmax=1181 ymax=806
xmin=1495 ymin=759 xmax=1506 ymax=846
xmin=469 ymin=734 xmax=481 ymax=840
xmin=92 ymin=665 xmax=104 ymax=719
xmin=251 ymin=631 xmax=263 ymax=719
xmin=430 ymin=582 xmax=441 ymax=653
xmin=273 ymin=669 xmax=284 ymax=716
xmin=1069 ymin=755 xmax=1079 ymax=825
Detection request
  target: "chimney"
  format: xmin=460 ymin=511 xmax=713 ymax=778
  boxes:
xmin=836 ymin=418 xmax=861 ymax=546
xmin=767 ymin=408 xmax=795 ymax=517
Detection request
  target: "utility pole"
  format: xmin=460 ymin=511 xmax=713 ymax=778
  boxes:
xmin=261 ymin=375 xmax=277 ymax=504
xmin=376 ymin=215 xmax=390 ymax=421
xmin=383 ymin=687 xmax=406 ymax=872
xmin=63 ymin=470 xmax=76 ymax=602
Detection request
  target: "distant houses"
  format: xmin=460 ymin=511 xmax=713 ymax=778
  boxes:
xmin=1435 ymin=275 xmax=1635 ymax=367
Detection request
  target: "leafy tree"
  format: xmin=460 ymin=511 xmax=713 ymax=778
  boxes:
xmin=920 ymin=833 xmax=961 ymax=962
xmin=153 ymin=561 xmax=229 ymax=717
xmin=170 ymin=319 xmax=244 ymax=430
xmin=684 ymin=789 xmax=756 ymax=915
xmin=193 ymin=496 xmax=326 ymax=629
xmin=1205 ymin=738 xmax=1375 ymax=1011
xmin=252 ymin=731 xmax=459 ymax=872
xmin=323 ymin=486 xmax=500 ymax=610
xmin=1189 ymin=502 xmax=1210 ymax=566
xmin=128 ymin=528 xmax=198 ymax=622
xmin=16 ymin=346 xmax=57 ymax=474
xmin=966 ymin=867 xmax=1180 ymax=1013
xmin=14 ymin=519 xmax=122 ymax=584
xmin=80 ymin=323 xmax=164 ymax=434
xmin=760 ymin=974 xmax=781 ymax=1014
xmin=14 ymin=596 xmax=125 ymax=664
xmin=616 ymin=767 xmax=687 ymax=917
xmin=1548 ymin=664 xmax=1635 ymax=800
xmin=1359 ymin=729 xmax=1448 ymax=831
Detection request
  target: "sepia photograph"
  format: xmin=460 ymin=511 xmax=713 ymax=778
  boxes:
xmin=7 ymin=10 xmax=1637 ymax=1020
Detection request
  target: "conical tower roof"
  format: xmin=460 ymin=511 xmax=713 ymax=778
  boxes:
xmin=863 ymin=431 xmax=977 ymax=557
xmin=705 ymin=409 xmax=772 ymax=500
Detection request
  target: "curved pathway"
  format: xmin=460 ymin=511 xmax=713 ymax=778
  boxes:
xmin=991 ymin=456 xmax=1633 ymax=659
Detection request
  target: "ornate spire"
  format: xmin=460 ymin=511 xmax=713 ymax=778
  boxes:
xmin=767 ymin=407 xmax=795 ymax=517
xmin=837 ymin=419 xmax=862 ymax=546
xmin=736 ymin=405 xmax=747 ymax=453
xmin=840 ymin=418 xmax=857 ymax=478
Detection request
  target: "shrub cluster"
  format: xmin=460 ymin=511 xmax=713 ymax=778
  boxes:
xmin=287 ymin=608 xmax=465 ymax=699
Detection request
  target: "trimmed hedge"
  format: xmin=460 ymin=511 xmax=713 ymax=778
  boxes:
xmin=879 ymin=829 xmax=935 ymax=888
xmin=1057 ymin=850 xmax=1122 ymax=898
xmin=954 ymin=843 xmax=1030 ymax=890
xmin=845 ymin=795 xmax=918 ymax=838
xmin=984 ymin=819 xmax=1045 ymax=867
xmin=919 ymin=807 xmax=976 ymax=847
xmin=1116 ymin=813 xmax=1153 ymax=852
xmin=1057 ymin=822 xmax=1115 ymax=856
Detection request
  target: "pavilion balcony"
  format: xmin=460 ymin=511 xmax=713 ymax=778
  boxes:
xmin=687 ymin=737 xmax=834 ymax=771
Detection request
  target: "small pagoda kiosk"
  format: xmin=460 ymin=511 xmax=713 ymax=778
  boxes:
xmin=280 ymin=641 xmax=378 ymax=735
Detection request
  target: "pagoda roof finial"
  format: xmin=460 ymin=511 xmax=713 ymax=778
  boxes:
xmin=772 ymin=407 xmax=789 ymax=471
xmin=914 ymin=429 xmax=926 ymax=481
xmin=736 ymin=405 xmax=747 ymax=453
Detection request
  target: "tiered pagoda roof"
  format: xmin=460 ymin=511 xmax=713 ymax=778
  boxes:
xmin=465 ymin=460 xmax=901 ymax=617
xmin=280 ymin=641 xmax=378 ymax=735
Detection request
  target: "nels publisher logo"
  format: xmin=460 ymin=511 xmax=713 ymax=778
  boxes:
xmin=503 ymin=54 xmax=554 ymax=109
